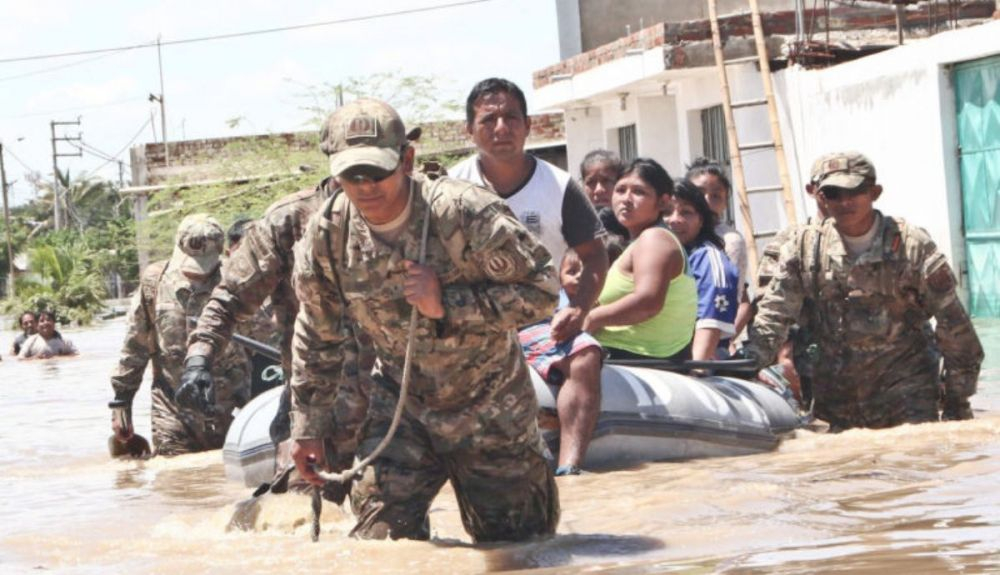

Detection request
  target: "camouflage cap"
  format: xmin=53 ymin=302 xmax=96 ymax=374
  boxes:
xmin=814 ymin=151 xmax=877 ymax=191
xmin=809 ymin=153 xmax=836 ymax=185
xmin=321 ymin=98 xmax=407 ymax=176
xmin=170 ymin=214 xmax=224 ymax=276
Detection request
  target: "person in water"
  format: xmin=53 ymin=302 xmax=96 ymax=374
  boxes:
xmin=743 ymin=151 xmax=983 ymax=430
xmin=664 ymin=180 xmax=741 ymax=361
xmin=11 ymin=311 xmax=38 ymax=357
xmin=584 ymin=157 xmax=696 ymax=361
xmin=18 ymin=311 xmax=77 ymax=359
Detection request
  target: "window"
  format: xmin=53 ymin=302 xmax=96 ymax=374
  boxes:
xmin=618 ymin=124 xmax=637 ymax=163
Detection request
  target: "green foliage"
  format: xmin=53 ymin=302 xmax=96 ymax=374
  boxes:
xmin=297 ymin=70 xmax=463 ymax=128
xmin=3 ymin=234 xmax=108 ymax=325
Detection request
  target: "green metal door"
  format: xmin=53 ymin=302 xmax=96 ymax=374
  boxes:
xmin=955 ymin=55 xmax=1000 ymax=318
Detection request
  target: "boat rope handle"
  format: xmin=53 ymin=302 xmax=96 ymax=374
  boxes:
xmin=311 ymin=178 xmax=430 ymax=540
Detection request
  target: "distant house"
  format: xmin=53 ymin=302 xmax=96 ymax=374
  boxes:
xmin=536 ymin=0 xmax=1000 ymax=316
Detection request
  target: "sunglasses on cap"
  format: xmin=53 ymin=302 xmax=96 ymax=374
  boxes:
xmin=819 ymin=186 xmax=870 ymax=202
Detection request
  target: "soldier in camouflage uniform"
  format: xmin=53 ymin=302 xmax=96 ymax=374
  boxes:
xmin=290 ymin=99 xmax=560 ymax=542
xmin=744 ymin=152 xmax=983 ymax=430
xmin=109 ymin=214 xmax=251 ymax=455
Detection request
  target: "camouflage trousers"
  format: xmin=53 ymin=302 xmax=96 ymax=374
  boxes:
xmin=150 ymin=386 xmax=231 ymax=456
xmin=349 ymin=388 xmax=559 ymax=543
xmin=813 ymin=369 xmax=940 ymax=432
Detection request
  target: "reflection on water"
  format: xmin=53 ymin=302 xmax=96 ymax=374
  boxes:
xmin=1 ymin=318 xmax=998 ymax=573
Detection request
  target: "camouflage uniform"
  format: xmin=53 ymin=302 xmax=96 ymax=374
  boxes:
xmin=188 ymin=177 xmax=337 ymax=376
xmin=753 ymin=215 xmax=824 ymax=403
xmin=111 ymin=216 xmax=252 ymax=455
xmin=746 ymin=213 xmax=983 ymax=430
xmin=291 ymin=174 xmax=561 ymax=542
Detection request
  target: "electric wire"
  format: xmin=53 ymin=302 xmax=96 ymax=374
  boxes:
xmin=0 ymin=0 xmax=494 ymax=64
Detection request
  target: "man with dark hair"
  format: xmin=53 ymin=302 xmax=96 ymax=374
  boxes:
xmin=744 ymin=152 xmax=983 ymax=430
xmin=451 ymin=77 xmax=608 ymax=476
xmin=225 ymin=217 xmax=254 ymax=254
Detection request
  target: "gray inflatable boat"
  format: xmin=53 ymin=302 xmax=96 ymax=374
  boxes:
xmin=223 ymin=364 xmax=803 ymax=486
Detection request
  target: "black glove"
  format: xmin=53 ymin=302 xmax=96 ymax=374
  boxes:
xmin=941 ymin=393 xmax=973 ymax=421
xmin=176 ymin=355 xmax=215 ymax=414
xmin=732 ymin=346 xmax=764 ymax=368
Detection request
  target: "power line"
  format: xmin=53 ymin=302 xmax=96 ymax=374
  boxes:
xmin=0 ymin=51 xmax=125 ymax=83
xmin=78 ymin=118 xmax=153 ymax=178
xmin=0 ymin=0 xmax=494 ymax=64
xmin=1 ymin=145 xmax=39 ymax=174
xmin=0 ymin=96 xmax=147 ymax=120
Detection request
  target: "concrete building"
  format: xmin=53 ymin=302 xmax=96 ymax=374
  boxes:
xmin=534 ymin=1 xmax=1000 ymax=316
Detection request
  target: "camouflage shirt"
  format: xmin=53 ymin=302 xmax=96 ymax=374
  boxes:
xmin=289 ymin=175 xmax=560 ymax=440
xmin=111 ymin=260 xmax=251 ymax=412
xmin=746 ymin=212 xmax=983 ymax=422
xmin=187 ymin=177 xmax=336 ymax=369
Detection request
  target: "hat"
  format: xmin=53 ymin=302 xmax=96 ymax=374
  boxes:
xmin=808 ymin=153 xmax=836 ymax=185
xmin=321 ymin=99 xmax=408 ymax=177
xmin=814 ymin=152 xmax=877 ymax=191
xmin=170 ymin=214 xmax=224 ymax=276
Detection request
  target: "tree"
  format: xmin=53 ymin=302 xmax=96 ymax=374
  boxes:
xmin=296 ymin=70 xmax=463 ymax=128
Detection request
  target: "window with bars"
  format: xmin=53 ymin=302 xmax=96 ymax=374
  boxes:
xmin=618 ymin=124 xmax=637 ymax=163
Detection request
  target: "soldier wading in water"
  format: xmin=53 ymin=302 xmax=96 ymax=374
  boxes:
xmin=743 ymin=152 xmax=983 ymax=431
xmin=290 ymin=98 xmax=560 ymax=542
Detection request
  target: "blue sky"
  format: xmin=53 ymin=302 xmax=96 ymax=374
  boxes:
xmin=0 ymin=0 xmax=560 ymax=205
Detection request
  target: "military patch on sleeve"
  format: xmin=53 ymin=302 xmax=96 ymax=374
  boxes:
xmin=927 ymin=265 xmax=956 ymax=293
xmin=484 ymin=251 xmax=519 ymax=281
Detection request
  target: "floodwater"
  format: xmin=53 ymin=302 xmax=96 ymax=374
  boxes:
xmin=1 ymin=317 xmax=998 ymax=574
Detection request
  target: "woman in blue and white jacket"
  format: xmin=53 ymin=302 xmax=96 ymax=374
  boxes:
xmin=663 ymin=179 xmax=740 ymax=361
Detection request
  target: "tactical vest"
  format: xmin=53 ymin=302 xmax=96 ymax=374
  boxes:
xmin=795 ymin=216 xmax=927 ymax=353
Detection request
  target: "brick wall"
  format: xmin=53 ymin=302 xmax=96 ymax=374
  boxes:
xmin=132 ymin=114 xmax=565 ymax=185
xmin=535 ymin=1 xmax=997 ymax=88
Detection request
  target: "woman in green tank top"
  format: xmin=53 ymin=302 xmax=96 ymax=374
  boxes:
xmin=583 ymin=158 xmax=697 ymax=359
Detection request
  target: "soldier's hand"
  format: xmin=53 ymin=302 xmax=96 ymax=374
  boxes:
xmin=942 ymin=394 xmax=973 ymax=421
xmin=551 ymin=306 xmax=585 ymax=342
xmin=111 ymin=411 xmax=134 ymax=442
xmin=177 ymin=355 xmax=215 ymax=414
xmin=403 ymin=260 xmax=444 ymax=319
xmin=291 ymin=438 xmax=327 ymax=487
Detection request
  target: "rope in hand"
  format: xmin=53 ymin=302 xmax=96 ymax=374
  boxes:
xmin=310 ymin=178 xmax=431 ymax=541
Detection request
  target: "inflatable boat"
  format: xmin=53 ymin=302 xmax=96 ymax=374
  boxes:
xmin=223 ymin=361 xmax=804 ymax=486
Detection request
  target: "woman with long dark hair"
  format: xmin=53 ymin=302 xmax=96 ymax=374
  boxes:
xmin=583 ymin=158 xmax=696 ymax=360
xmin=663 ymin=180 xmax=740 ymax=361
xmin=685 ymin=157 xmax=751 ymax=346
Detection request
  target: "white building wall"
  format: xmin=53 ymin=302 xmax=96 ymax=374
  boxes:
xmin=777 ymin=20 xmax=1000 ymax=291
xmin=563 ymin=105 xmax=607 ymax=177
xmin=636 ymin=94 xmax=680 ymax=175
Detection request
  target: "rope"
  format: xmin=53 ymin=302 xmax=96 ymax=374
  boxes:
xmin=310 ymin=178 xmax=431 ymax=541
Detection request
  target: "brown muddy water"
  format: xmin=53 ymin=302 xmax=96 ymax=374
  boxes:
xmin=1 ymin=317 xmax=998 ymax=574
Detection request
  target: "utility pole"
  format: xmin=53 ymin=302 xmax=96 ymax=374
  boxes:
xmin=0 ymin=143 xmax=15 ymax=298
xmin=154 ymin=35 xmax=168 ymax=167
xmin=50 ymin=118 xmax=82 ymax=231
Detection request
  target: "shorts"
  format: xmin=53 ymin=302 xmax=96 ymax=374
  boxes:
xmin=518 ymin=320 xmax=602 ymax=382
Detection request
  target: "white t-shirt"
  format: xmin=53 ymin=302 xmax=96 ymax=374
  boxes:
xmin=450 ymin=155 xmax=603 ymax=268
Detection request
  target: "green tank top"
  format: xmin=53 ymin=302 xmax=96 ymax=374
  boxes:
xmin=594 ymin=227 xmax=696 ymax=358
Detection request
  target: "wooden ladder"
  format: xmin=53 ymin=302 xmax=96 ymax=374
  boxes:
xmin=707 ymin=0 xmax=798 ymax=272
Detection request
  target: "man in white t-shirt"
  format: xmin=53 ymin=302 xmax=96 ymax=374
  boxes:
xmin=451 ymin=78 xmax=609 ymax=475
